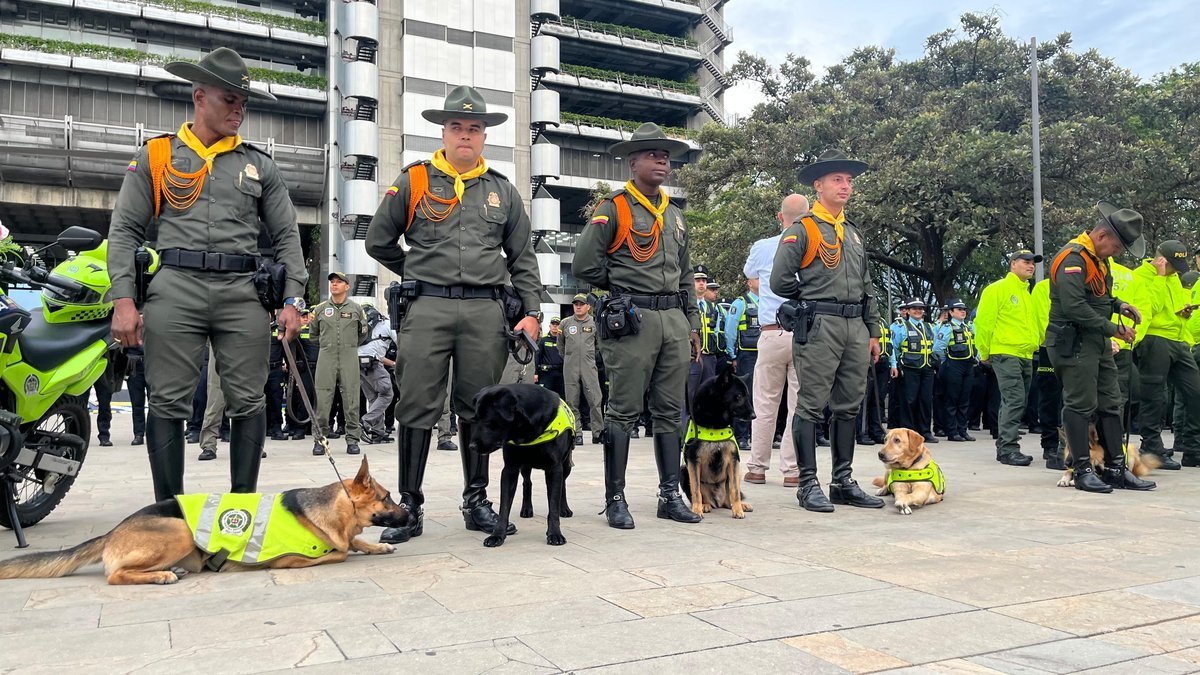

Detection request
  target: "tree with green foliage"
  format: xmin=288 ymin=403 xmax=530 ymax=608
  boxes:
xmin=680 ymin=13 xmax=1200 ymax=309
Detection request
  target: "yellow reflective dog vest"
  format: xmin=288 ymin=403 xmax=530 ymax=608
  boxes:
xmin=509 ymin=400 xmax=576 ymax=446
xmin=684 ymin=421 xmax=741 ymax=453
xmin=884 ymin=459 xmax=946 ymax=495
xmin=175 ymin=493 xmax=334 ymax=564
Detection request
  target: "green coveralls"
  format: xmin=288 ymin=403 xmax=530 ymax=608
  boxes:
xmin=558 ymin=314 xmax=604 ymax=435
xmin=310 ymin=299 xmax=368 ymax=444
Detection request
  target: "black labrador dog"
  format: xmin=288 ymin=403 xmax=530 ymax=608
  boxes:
xmin=468 ymin=384 xmax=575 ymax=547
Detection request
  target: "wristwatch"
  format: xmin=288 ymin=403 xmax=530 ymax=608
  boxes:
xmin=284 ymin=297 xmax=306 ymax=311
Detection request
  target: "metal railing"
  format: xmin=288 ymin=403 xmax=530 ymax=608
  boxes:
xmin=543 ymin=17 xmax=699 ymax=50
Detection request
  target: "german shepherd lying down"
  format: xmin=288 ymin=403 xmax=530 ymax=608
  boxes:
xmin=0 ymin=458 xmax=407 ymax=585
xmin=1056 ymin=424 xmax=1159 ymax=487
xmin=681 ymin=362 xmax=754 ymax=519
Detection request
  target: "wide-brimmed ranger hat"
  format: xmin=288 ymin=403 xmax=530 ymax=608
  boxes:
xmin=608 ymin=123 xmax=690 ymax=159
xmin=422 ymin=86 xmax=508 ymax=126
xmin=798 ymin=149 xmax=868 ymax=185
xmin=165 ymin=47 xmax=276 ymax=101
xmin=1096 ymin=201 xmax=1146 ymax=259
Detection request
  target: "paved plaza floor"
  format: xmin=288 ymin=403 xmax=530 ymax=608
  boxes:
xmin=1 ymin=415 xmax=1199 ymax=673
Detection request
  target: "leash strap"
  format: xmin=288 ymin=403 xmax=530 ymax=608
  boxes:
xmin=507 ymin=329 xmax=538 ymax=366
xmin=281 ymin=334 xmax=354 ymax=505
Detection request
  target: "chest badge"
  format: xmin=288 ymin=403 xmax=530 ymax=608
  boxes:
xmin=487 ymin=191 xmax=501 ymax=208
xmin=340 ymin=311 xmax=353 ymax=319
xmin=244 ymin=163 xmax=260 ymax=181
xmin=432 ymin=186 xmax=444 ymax=195
xmin=324 ymin=307 xmax=335 ymax=317
xmin=568 ymin=325 xmax=578 ymax=335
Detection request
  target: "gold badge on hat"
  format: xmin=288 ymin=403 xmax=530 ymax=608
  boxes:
xmin=241 ymin=74 xmax=249 ymax=84
xmin=463 ymin=103 xmax=474 ymax=110
xmin=244 ymin=163 xmax=260 ymax=181
xmin=487 ymin=191 xmax=501 ymax=208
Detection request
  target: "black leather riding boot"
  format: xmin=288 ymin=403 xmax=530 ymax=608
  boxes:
xmin=1097 ymin=413 xmax=1155 ymax=490
xmin=603 ymin=422 xmax=634 ymax=529
xmin=794 ymin=416 xmax=834 ymax=512
xmin=379 ymin=426 xmax=432 ymax=544
xmin=459 ymin=421 xmax=516 ymax=534
xmin=228 ymin=411 xmax=266 ymax=493
xmin=146 ymin=415 xmax=185 ymax=502
xmin=828 ymin=418 xmax=883 ymax=508
xmin=1063 ymin=408 xmax=1110 ymax=493
xmin=654 ymin=431 xmax=701 ymax=523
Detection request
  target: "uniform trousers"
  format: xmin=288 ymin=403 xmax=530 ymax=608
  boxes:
xmin=748 ymin=330 xmax=798 ymax=477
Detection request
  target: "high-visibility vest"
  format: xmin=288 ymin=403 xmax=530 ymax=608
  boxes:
xmin=509 ymin=400 xmax=576 ymax=446
xmin=879 ymin=320 xmax=893 ymax=360
xmin=737 ymin=294 xmax=760 ymax=351
xmin=699 ymin=300 xmax=721 ymax=355
xmin=176 ymin=493 xmax=334 ymax=565
xmin=900 ymin=319 xmax=933 ymax=369
xmin=946 ymin=321 xmax=976 ymax=361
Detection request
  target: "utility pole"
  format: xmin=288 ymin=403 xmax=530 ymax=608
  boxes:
xmin=1031 ymin=37 xmax=1045 ymax=281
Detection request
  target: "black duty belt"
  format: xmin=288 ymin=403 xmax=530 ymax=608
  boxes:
xmin=807 ymin=301 xmax=864 ymax=319
xmin=625 ymin=292 xmax=685 ymax=311
xmin=160 ymin=248 xmax=258 ymax=273
xmin=412 ymin=282 xmax=501 ymax=300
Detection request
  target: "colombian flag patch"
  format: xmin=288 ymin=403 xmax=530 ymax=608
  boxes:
xmin=126 ymin=159 xmax=138 ymax=172
xmin=781 ymin=234 xmax=798 ymax=244
xmin=590 ymin=215 xmax=609 ymax=226
xmin=385 ymin=185 xmax=399 ymax=197
xmin=1064 ymin=266 xmax=1082 ymax=274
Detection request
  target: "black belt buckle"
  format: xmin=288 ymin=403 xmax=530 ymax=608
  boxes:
xmin=447 ymin=286 xmax=465 ymax=300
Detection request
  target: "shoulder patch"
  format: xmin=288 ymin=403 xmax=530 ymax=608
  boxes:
xmin=385 ymin=185 xmax=399 ymax=197
xmin=590 ymin=215 xmax=609 ymax=226
xmin=1064 ymin=266 xmax=1082 ymax=274
xmin=781 ymin=234 xmax=798 ymax=245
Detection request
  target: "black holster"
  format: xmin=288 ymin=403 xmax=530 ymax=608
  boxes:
xmin=385 ymin=281 xmax=417 ymax=330
xmin=778 ymin=300 xmax=813 ymax=344
xmin=134 ymin=245 xmax=153 ymax=308
xmin=252 ymin=258 xmax=287 ymax=311
xmin=599 ymin=295 xmax=640 ymax=339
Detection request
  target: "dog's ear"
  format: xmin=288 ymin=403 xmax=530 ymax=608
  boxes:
xmin=476 ymin=386 xmax=514 ymax=424
xmin=354 ymin=456 xmax=370 ymax=486
xmin=904 ymin=429 xmax=925 ymax=455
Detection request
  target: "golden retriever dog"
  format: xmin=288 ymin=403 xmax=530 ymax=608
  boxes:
xmin=872 ymin=428 xmax=945 ymax=515
xmin=1056 ymin=425 xmax=1158 ymax=487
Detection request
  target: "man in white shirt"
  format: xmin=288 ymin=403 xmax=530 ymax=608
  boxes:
xmin=743 ymin=194 xmax=809 ymax=487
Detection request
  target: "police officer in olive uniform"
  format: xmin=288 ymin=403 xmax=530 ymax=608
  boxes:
xmin=890 ymin=299 xmax=937 ymax=442
xmin=108 ymin=48 xmax=307 ymax=501
xmin=310 ymin=272 xmax=368 ymax=456
xmin=933 ymin=299 xmax=977 ymax=442
xmin=771 ymin=150 xmax=885 ymax=513
xmin=573 ymin=123 xmax=703 ymax=528
xmin=537 ymin=317 xmax=565 ymax=399
xmin=560 ymin=294 xmax=605 ymax=445
xmin=365 ymin=87 xmax=542 ymax=544
xmin=1047 ymin=201 xmax=1154 ymax=493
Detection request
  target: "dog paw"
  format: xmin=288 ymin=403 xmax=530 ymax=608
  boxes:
xmin=741 ymin=502 xmax=753 ymax=512
xmin=702 ymin=504 xmax=714 ymax=513
xmin=732 ymin=509 xmax=745 ymax=519
xmin=377 ymin=544 xmax=396 ymax=555
xmin=898 ymin=504 xmax=913 ymax=515
xmin=483 ymin=535 xmax=506 ymax=548
xmin=519 ymin=506 xmax=534 ymax=518
xmin=170 ymin=566 xmax=189 ymax=578
xmin=1056 ymin=477 xmax=1071 ymax=488
xmin=560 ymin=506 xmax=573 ymax=518
xmin=155 ymin=571 xmax=180 ymax=585
xmin=546 ymin=533 xmax=567 ymax=546
xmin=691 ymin=506 xmax=705 ymax=518
xmin=876 ymin=487 xmax=889 ymax=497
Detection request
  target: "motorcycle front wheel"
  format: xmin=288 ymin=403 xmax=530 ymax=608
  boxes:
xmin=0 ymin=394 xmax=90 ymax=529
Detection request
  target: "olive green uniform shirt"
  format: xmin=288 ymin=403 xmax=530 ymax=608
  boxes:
xmin=769 ymin=211 xmax=882 ymax=337
xmin=107 ymin=135 xmax=307 ymax=299
xmin=364 ymin=161 xmax=541 ymax=312
xmin=310 ymin=299 xmax=369 ymax=355
xmin=572 ymin=189 xmax=700 ymax=330
xmin=1047 ymin=243 xmax=1125 ymax=338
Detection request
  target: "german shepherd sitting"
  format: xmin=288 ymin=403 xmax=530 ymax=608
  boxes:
xmin=0 ymin=458 xmax=407 ymax=585
xmin=470 ymin=384 xmax=575 ymax=547
xmin=681 ymin=362 xmax=755 ymax=519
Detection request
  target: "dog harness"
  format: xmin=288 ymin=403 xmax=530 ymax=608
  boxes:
xmin=509 ymin=400 xmax=576 ymax=447
xmin=884 ymin=459 xmax=946 ymax=495
xmin=176 ymin=493 xmax=334 ymax=566
xmin=684 ymin=421 xmax=741 ymax=453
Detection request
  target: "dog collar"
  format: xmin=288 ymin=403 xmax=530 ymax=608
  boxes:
xmin=885 ymin=459 xmax=945 ymax=495
xmin=509 ymin=400 xmax=576 ymax=447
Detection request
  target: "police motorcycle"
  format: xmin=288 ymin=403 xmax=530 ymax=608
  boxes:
xmin=0 ymin=224 xmax=154 ymax=547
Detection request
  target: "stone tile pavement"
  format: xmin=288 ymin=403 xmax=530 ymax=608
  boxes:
xmin=1 ymin=415 xmax=1199 ymax=673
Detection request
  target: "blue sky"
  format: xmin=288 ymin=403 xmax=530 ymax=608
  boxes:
xmin=722 ymin=0 xmax=1200 ymax=117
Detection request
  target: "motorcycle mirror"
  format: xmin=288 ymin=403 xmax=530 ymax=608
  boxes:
xmin=55 ymin=226 xmax=103 ymax=251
